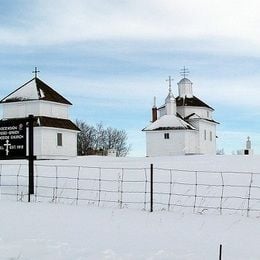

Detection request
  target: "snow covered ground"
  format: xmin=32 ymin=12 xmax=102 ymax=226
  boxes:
xmin=1 ymin=200 xmax=260 ymax=260
xmin=3 ymin=154 xmax=260 ymax=172
xmin=0 ymin=155 xmax=260 ymax=259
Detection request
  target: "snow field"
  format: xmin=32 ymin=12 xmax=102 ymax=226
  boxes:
xmin=0 ymin=155 xmax=260 ymax=259
xmin=0 ymin=200 xmax=260 ymax=259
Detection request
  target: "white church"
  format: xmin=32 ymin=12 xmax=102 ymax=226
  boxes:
xmin=143 ymin=71 xmax=219 ymax=156
xmin=0 ymin=72 xmax=80 ymax=159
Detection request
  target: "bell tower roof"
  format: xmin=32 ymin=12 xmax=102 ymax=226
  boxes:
xmin=0 ymin=77 xmax=72 ymax=105
xmin=165 ymin=76 xmax=175 ymax=103
xmin=178 ymin=77 xmax=192 ymax=85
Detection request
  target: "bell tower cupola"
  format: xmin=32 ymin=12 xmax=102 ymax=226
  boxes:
xmin=178 ymin=66 xmax=193 ymax=98
xmin=165 ymin=76 xmax=176 ymax=115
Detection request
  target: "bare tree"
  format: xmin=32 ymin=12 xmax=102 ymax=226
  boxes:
xmin=76 ymin=120 xmax=131 ymax=156
xmin=76 ymin=120 xmax=96 ymax=155
xmin=103 ymin=127 xmax=131 ymax=156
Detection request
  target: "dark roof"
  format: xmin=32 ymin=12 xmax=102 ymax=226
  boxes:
xmin=184 ymin=113 xmax=197 ymax=120
xmin=1 ymin=77 xmax=72 ymax=105
xmin=190 ymin=118 xmax=219 ymax=124
xmin=204 ymin=118 xmax=219 ymax=124
xmin=35 ymin=78 xmax=72 ymax=105
xmin=35 ymin=116 xmax=80 ymax=131
xmin=146 ymin=126 xmax=195 ymax=131
xmin=176 ymin=95 xmax=213 ymax=110
xmin=185 ymin=113 xmax=219 ymax=124
xmin=158 ymin=105 xmax=166 ymax=110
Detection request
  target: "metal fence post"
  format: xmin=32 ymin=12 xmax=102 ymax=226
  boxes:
xmin=247 ymin=173 xmax=253 ymax=217
xmin=219 ymin=244 xmax=222 ymax=260
xmin=28 ymin=114 xmax=35 ymax=202
xmin=150 ymin=164 xmax=153 ymax=212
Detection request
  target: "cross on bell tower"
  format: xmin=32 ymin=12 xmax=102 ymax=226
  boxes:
xmin=32 ymin=67 xmax=40 ymax=78
xmin=166 ymin=76 xmax=174 ymax=93
xmin=180 ymin=66 xmax=190 ymax=78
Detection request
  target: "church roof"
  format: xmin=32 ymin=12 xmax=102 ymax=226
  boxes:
xmin=176 ymin=95 xmax=213 ymax=110
xmin=185 ymin=113 xmax=219 ymax=124
xmin=143 ymin=114 xmax=196 ymax=131
xmin=0 ymin=78 xmax=72 ymax=105
xmin=35 ymin=116 xmax=80 ymax=131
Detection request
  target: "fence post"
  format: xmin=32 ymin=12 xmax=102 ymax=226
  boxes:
xmin=220 ymin=172 xmax=224 ymax=215
xmin=144 ymin=168 xmax=148 ymax=210
xmin=219 ymin=244 xmax=222 ymax=260
xmin=76 ymin=166 xmax=80 ymax=205
xmin=28 ymin=114 xmax=35 ymax=203
xmin=150 ymin=164 xmax=153 ymax=213
xmin=0 ymin=165 xmax=2 ymax=200
xmin=247 ymin=173 xmax=253 ymax=217
xmin=17 ymin=164 xmax=21 ymax=201
xmin=193 ymin=171 xmax=198 ymax=213
xmin=34 ymin=165 xmax=38 ymax=202
xmin=98 ymin=167 xmax=101 ymax=206
xmin=55 ymin=166 xmax=58 ymax=203
xmin=168 ymin=169 xmax=173 ymax=211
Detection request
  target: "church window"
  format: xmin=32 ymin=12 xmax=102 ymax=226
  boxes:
xmin=210 ymin=131 xmax=212 ymax=141
xmin=204 ymin=130 xmax=206 ymax=140
xmin=164 ymin=133 xmax=170 ymax=139
xmin=57 ymin=133 xmax=63 ymax=146
xmin=207 ymin=111 xmax=209 ymax=118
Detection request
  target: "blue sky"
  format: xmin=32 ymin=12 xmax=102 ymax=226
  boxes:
xmin=0 ymin=0 xmax=260 ymax=156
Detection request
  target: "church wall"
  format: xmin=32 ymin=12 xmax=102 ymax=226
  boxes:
xmin=3 ymin=102 xmax=38 ymax=119
xmin=184 ymin=130 xmax=199 ymax=154
xmin=197 ymin=121 xmax=216 ymax=154
xmin=34 ymin=127 xmax=77 ymax=159
xmin=40 ymin=101 xmax=69 ymax=119
xmin=146 ymin=130 xmax=186 ymax=156
xmin=177 ymin=106 xmax=212 ymax=119
xmin=2 ymin=101 xmax=69 ymax=119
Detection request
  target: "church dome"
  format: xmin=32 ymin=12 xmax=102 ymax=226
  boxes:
xmin=178 ymin=78 xmax=192 ymax=85
xmin=178 ymin=77 xmax=193 ymax=98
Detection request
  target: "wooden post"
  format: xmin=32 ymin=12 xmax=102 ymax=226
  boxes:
xmin=150 ymin=164 xmax=153 ymax=212
xmin=28 ymin=114 xmax=34 ymax=202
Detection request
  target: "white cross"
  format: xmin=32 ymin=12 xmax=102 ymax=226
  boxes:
xmin=4 ymin=140 xmax=11 ymax=156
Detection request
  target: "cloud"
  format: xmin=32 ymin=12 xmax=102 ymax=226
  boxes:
xmin=1 ymin=0 xmax=260 ymax=54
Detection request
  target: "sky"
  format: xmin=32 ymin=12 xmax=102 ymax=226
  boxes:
xmin=0 ymin=0 xmax=260 ymax=156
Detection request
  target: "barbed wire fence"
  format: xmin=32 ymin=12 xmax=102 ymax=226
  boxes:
xmin=0 ymin=163 xmax=260 ymax=216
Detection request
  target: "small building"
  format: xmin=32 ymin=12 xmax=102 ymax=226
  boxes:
xmin=143 ymin=73 xmax=219 ymax=156
xmin=107 ymin=148 xmax=117 ymax=157
xmin=0 ymin=75 xmax=80 ymax=159
xmin=239 ymin=137 xmax=254 ymax=155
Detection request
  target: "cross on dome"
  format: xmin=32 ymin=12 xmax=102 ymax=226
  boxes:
xmin=180 ymin=66 xmax=190 ymax=78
